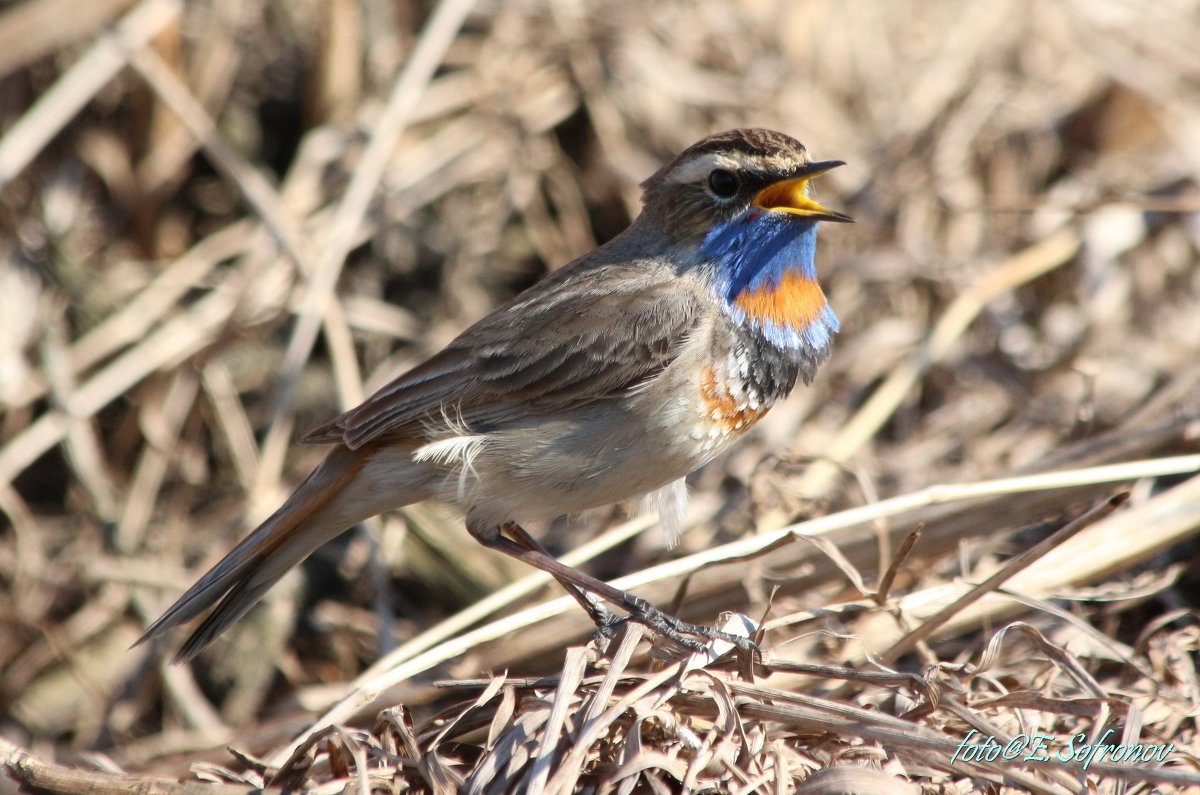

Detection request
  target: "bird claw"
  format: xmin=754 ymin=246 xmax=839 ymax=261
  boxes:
xmin=613 ymin=597 xmax=758 ymax=655
xmin=586 ymin=606 xmax=625 ymax=653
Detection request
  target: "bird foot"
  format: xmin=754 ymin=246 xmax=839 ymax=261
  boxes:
xmin=615 ymin=596 xmax=758 ymax=654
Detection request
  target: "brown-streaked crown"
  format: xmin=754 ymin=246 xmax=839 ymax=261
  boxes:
xmin=646 ymin=129 xmax=811 ymax=185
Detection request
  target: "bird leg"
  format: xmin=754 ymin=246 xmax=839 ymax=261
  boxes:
xmin=470 ymin=520 xmax=755 ymax=653
xmin=500 ymin=521 xmax=622 ymax=637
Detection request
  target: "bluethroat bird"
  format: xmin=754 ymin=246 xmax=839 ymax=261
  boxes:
xmin=139 ymin=128 xmax=852 ymax=661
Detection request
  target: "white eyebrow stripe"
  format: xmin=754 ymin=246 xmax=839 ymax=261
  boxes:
xmin=665 ymin=149 xmax=810 ymax=186
xmin=666 ymin=152 xmax=747 ymax=185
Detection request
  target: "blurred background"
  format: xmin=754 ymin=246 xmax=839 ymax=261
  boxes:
xmin=1 ymin=0 xmax=1199 ymax=780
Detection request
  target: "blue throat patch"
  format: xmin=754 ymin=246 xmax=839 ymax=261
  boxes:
xmin=699 ymin=210 xmax=840 ymax=352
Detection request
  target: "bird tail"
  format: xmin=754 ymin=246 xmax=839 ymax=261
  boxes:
xmin=136 ymin=444 xmax=430 ymax=663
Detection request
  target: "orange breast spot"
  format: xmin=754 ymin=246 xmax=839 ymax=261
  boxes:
xmin=699 ymin=366 xmax=769 ymax=436
xmin=732 ymin=271 xmax=827 ymax=329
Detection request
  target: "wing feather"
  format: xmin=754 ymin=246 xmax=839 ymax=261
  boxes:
xmin=304 ymin=263 xmax=703 ymax=449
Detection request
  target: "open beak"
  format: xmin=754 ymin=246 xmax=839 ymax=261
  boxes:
xmin=751 ymin=160 xmax=853 ymax=223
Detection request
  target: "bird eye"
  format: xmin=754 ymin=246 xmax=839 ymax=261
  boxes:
xmin=707 ymin=168 xmax=739 ymax=198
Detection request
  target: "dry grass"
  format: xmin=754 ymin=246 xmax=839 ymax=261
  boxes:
xmin=3 ymin=0 xmax=1200 ymax=792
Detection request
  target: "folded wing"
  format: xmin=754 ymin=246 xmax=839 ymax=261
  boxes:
xmin=304 ymin=264 xmax=705 ymax=449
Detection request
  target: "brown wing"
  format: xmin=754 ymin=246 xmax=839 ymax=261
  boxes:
xmin=303 ymin=264 xmax=704 ymax=450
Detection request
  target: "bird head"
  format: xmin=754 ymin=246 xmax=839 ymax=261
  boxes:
xmin=640 ymin=129 xmax=851 ymax=354
xmin=639 ymin=128 xmax=851 ymax=246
